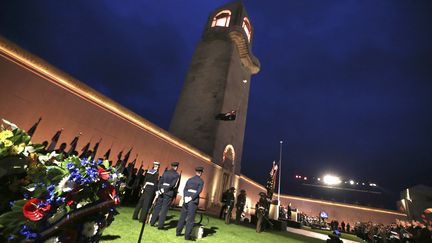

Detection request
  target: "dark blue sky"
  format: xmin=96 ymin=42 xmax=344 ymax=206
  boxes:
xmin=1 ymin=1 xmax=431 ymax=202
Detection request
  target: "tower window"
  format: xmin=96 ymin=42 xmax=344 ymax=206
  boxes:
xmin=242 ymin=17 xmax=252 ymax=41
xmin=211 ymin=10 xmax=231 ymax=27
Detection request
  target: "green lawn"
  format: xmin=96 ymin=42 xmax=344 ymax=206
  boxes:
xmin=304 ymin=227 xmax=363 ymax=242
xmin=102 ymin=207 xmax=323 ymax=242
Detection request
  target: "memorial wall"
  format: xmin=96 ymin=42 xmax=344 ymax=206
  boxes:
xmin=0 ymin=36 xmax=406 ymax=226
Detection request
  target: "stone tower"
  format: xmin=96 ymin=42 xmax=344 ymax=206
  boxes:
xmin=170 ymin=2 xmax=260 ymax=185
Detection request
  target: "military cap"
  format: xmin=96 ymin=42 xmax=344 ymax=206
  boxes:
xmin=171 ymin=161 xmax=179 ymax=166
xmin=195 ymin=166 xmax=204 ymax=172
xmin=153 ymin=161 xmax=160 ymax=165
xmin=240 ymin=189 xmax=246 ymax=193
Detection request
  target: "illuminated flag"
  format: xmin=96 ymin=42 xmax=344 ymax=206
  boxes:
xmin=215 ymin=110 xmax=236 ymax=121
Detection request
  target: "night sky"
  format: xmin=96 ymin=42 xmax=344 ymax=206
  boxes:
xmin=1 ymin=1 xmax=431 ymax=204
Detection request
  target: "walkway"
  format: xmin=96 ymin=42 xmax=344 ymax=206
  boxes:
xmin=286 ymin=227 xmax=359 ymax=243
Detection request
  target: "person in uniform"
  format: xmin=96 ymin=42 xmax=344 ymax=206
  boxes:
xmin=224 ymin=187 xmax=236 ymax=223
xmin=176 ymin=166 xmax=204 ymax=241
xmin=219 ymin=189 xmax=229 ymax=219
xmin=132 ymin=161 xmax=160 ymax=222
xmin=150 ymin=161 xmax=180 ymax=229
xmin=235 ymin=189 xmax=246 ymax=224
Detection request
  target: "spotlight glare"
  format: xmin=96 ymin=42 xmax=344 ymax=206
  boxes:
xmin=317 ymin=178 xmax=321 ymax=181
xmin=369 ymin=183 xmax=377 ymax=187
xmin=304 ymin=177 xmax=307 ymax=180
xmin=349 ymin=180 xmax=355 ymax=185
xmin=323 ymin=175 xmax=341 ymax=185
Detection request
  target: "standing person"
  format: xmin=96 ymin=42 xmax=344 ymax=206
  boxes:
xmin=150 ymin=162 xmax=180 ymax=229
xmin=288 ymin=203 xmax=292 ymax=220
xmin=224 ymin=187 xmax=236 ymax=224
xmin=235 ymin=189 xmax=246 ymax=224
xmin=176 ymin=167 xmax=204 ymax=241
xmin=133 ymin=161 xmax=160 ymax=222
xmin=346 ymin=222 xmax=351 ymax=233
xmin=341 ymin=221 xmax=346 ymax=232
xmin=219 ymin=189 xmax=229 ymax=219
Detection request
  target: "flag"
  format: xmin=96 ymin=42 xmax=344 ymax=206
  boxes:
xmin=90 ymin=138 xmax=102 ymax=159
xmin=79 ymin=142 xmax=91 ymax=159
xmin=103 ymin=147 xmax=112 ymax=160
xmin=66 ymin=132 xmax=81 ymax=156
xmin=123 ymin=148 xmax=133 ymax=164
xmin=47 ymin=129 xmax=63 ymax=152
xmin=27 ymin=117 xmax=42 ymax=138
xmin=215 ymin=110 xmax=236 ymax=121
xmin=132 ymin=161 xmax=145 ymax=189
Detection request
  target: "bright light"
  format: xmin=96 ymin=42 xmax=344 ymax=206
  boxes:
xmin=362 ymin=183 xmax=365 ymax=186
xmin=304 ymin=177 xmax=307 ymax=180
xmin=323 ymin=175 xmax=341 ymax=185
xmin=317 ymin=178 xmax=321 ymax=181
xmin=243 ymin=79 xmax=248 ymax=83
xmin=369 ymin=183 xmax=377 ymax=187
xmin=349 ymin=180 xmax=355 ymax=185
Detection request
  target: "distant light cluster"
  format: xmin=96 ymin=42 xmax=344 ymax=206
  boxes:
xmin=294 ymin=174 xmax=378 ymax=188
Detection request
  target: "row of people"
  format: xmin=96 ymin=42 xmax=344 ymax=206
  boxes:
xmin=132 ymin=161 xmax=204 ymax=241
xmin=219 ymin=187 xmax=247 ymax=224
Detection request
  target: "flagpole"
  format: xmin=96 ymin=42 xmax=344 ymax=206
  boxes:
xmin=277 ymin=140 xmax=283 ymax=209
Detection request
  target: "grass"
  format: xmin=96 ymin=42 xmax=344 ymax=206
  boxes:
xmin=304 ymin=227 xmax=363 ymax=242
xmin=102 ymin=207 xmax=323 ymax=243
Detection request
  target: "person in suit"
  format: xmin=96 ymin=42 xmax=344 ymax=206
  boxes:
xmin=133 ymin=161 xmax=160 ymax=222
xmin=150 ymin=162 xmax=180 ymax=229
xmin=176 ymin=166 xmax=204 ymax=241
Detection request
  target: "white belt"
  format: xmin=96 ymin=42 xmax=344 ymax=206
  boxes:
xmin=145 ymin=182 xmax=155 ymax=186
xmin=163 ymin=183 xmax=170 ymax=186
xmin=187 ymin=189 xmax=197 ymax=193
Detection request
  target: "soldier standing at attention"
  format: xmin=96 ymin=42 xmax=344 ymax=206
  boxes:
xmin=235 ymin=189 xmax=246 ymax=224
xmin=224 ymin=187 xmax=236 ymax=223
xmin=150 ymin=162 xmax=180 ymax=229
xmin=176 ymin=166 xmax=204 ymax=241
xmin=132 ymin=161 xmax=160 ymax=222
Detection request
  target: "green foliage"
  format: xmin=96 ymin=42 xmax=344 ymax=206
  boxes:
xmin=0 ymin=200 xmax=26 ymax=238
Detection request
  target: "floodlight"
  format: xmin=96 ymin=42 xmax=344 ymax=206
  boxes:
xmin=349 ymin=180 xmax=355 ymax=185
xmin=323 ymin=175 xmax=341 ymax=185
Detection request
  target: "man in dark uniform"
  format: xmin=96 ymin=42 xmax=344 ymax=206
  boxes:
xmin=150 ymin=161 xmax=180 ymax=229
xmin=176 ymin=166 xmax=204 ymax=241
xmin=133 ymin=161 xmax=160 ymax=222
xmin=235 ymin=189 xmax=246 ymax=224
xmin=224 ymin=187 xmax=236 ymax=223
xmin=219 ymin=189 xmax=229 ymax=219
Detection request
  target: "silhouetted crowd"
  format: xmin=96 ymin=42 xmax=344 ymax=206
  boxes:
xmin=354 ymin=220 xmax=432 ymax=243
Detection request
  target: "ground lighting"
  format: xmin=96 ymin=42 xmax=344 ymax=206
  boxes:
xmin=323 ymin=175 xmax=342 ymax=185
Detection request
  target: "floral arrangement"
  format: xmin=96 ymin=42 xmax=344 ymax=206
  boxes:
xmin=0 ymin=120 xmax=123 ymax=242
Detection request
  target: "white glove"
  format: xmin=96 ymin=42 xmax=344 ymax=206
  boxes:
xmin=184 ymin=196 xmax=192 ymax=204
xmin=156 ymin=190 xmax=161 ymax=197
xmin=160 ymin=188 xmax=165 ymax=194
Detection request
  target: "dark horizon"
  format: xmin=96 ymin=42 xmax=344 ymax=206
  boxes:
xmin=1 ymin=1 xmax=431 ymax=209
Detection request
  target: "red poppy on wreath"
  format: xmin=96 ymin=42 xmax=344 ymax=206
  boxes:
xmin=98 ymin=167 xmax=110 ymax=181
xmin=23 ymin=198 xmax=51 ymax=221
xmin=99 ymin=185 xmax=120 ymax=205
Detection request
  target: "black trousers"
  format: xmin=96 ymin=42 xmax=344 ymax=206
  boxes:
xmin=219 ymin=204 xmax=227 ymax=219
xmin=132 ymin=188 xmax=155 ymax=222
xmin=235 ymin=206 xmax=244 ymax=223
xmin=176 ymin=201 xmax=197 ymax=240
xmin=149 ymin=193 xmax=172 ymax=228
